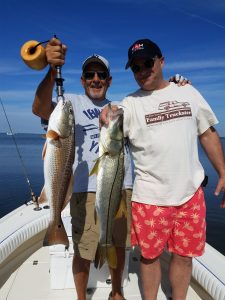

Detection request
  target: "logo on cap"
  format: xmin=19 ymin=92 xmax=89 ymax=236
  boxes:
xmin=132 ymin=43 xmax=144 ymax=53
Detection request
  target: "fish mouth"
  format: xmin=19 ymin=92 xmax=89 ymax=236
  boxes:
xmin=113 ymin=107 xmax=123 ymax=115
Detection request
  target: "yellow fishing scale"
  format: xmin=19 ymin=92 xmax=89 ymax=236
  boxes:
xmin=21 ymin=36 xmax=65 ymax=102
xmin=20 ymin=39 xmax=48 ymax=70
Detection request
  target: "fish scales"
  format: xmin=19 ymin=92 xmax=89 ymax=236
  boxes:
xmin=42 ymin=99 xmax=75 ymax=248
xmin=94 ymin=105 xmax=125 ymax=268
xmin=44 ymin=133 xmax=74 ymax=224
xmin=97 ymin=151 xmax=124 ymax=246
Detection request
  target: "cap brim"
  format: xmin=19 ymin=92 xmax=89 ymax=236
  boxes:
xmin=82 ymin=58 xmax=108 ymax=72
xmin=125 ymin=60 xmax=131 ymax=69
xmin=125 ymin=53 xmax=155 ymax=69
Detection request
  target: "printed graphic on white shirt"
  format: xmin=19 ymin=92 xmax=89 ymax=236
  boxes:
xmin=145 ymin=100 xmax=192 ymax=125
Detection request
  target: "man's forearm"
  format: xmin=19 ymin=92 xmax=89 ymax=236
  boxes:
xmin=32 ymin=67 xmax=56 ymax=120
xmin=199 ymin=127 xmax=225 ymax=177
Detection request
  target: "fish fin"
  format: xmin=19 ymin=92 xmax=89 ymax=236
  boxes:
xmin=90 ymin=152 xmax=107 ymax=176
xmin=89 ymin=158 xmax=101 ymax=176
xmin=106 ymin=245 xmax=117 ymax=269
xmin=115 ymin=191 xmax=127 ymax=219
xmin=42 ymin=141 xmax=47 ymax=160
xmin=94 ymin=243 xmax=101 ymax=269
xmin=38 ymin=186 xmax=47 ymax=204
xmin=61 ymin=174 xmax=74 ymax=211
xmin=46 ymin=130 xmax=59 ymax=140
xmin=94 ymin=245 xmax=107 ymax=269
xmin=43 ymin=218 xmax=69 ymax=248
xmin=94 ymin=245 xmax=117 ymax=269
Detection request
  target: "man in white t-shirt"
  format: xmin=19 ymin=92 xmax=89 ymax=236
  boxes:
xmin=32 ymin=37 xmax=191 ymax=300
xmin=100 ymin=38 xmax=225 ymax=300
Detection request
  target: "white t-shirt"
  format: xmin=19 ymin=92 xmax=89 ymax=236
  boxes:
xmin=63 ymin=94 xmax=133 ymax=193
xmin=121 ymin=83 xmax=218 ymax=206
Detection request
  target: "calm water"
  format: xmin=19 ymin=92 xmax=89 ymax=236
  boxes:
xmin=0 ymin=133 xmax=225 ymax=255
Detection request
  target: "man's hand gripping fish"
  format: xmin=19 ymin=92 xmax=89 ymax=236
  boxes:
xmin=39 ymin=99 xmax=75 ymax=248
xmin=91 ymin=104 xmax=126 ymax=269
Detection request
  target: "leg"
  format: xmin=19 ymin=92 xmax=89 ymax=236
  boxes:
xmin=169 ymin=253 xmax=192 ymax=300
xmin=70 ymin=193 xmax=99 ymax=300
xmin=109 ymin=189 xmax=132 ymax=299
xmin=72 ymin=255 xmax=91 ymax=300
xmin=167 ymin=188 xmax=206 ymax=300
xmin=131 ymin=201 xmax=171 ymax=300
xmin=140 ymin=256 xmax=161 ymax=300
xmin=109 ymin=247 xmax=125 ymax=300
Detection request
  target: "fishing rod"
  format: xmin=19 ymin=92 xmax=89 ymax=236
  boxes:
xmin=51 ymin=35 xmax=65 ymax=103
xmin=18 ymin=34 xmax=65 ymax=211
xmin=0 ymin=97 xmax=41 ymax=211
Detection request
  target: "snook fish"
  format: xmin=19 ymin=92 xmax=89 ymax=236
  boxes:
xmin=40 ymin=99 xmax=75 ymax=248
xmin=91 ymin=104 xmax=125 ymax=268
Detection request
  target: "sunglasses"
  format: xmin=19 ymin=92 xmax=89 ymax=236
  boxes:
xmin=131 ymin=58 xmax=157 ymax=74
xmin=83 ymin=71 xmax=108 ymax=80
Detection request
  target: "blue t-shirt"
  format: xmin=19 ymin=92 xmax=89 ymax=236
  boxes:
xmin=42 ymin=94 xmax=133 ymax=192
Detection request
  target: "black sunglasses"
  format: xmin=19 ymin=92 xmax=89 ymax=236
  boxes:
xmin=83 ymin=71 xmax=108 ymax=80
xmin=131 ymin=58 xmax=157 ymax=74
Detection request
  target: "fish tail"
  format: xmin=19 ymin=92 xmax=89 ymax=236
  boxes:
xmin=106 ymin=245 xmax=117 ymax=269
xmin=94 ymin=244 xmax=106 ymax=269
xmin=94 ymin=244 xmax=117 ymax=269
xmin=43 ymin=219 xmax=69 ymax=248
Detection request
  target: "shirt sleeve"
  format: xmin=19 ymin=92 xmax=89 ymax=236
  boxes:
xmin=193 ymin=88 xmax=219 ymax=135
xmin=120 ymin=98 xmax=131 ymax=138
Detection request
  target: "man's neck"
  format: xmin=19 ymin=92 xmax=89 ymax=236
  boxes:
xmin=141 ymin=79 xmax=169 ymax=92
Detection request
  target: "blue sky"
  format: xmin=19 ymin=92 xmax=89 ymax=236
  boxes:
xmin=0 ymin=0 xmax=225 ymax=135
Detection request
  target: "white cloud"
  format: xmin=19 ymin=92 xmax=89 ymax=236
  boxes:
xmin=0 ymin=90 xmax=34 ymax=102
xmin=0 ymin=105 xmax=42 ymax=133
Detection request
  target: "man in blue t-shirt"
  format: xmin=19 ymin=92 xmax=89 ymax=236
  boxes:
xmin=32 ymin=37 xmax=133 ymax=300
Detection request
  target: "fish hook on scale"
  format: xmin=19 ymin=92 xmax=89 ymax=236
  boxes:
xmin=53 ymin=35 xmax=65 ymax=103
xmin=55 ymin=65 xmax=65 ymax=103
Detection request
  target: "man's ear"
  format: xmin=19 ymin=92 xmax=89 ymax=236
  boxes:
xmin=108 ymin=76 xmax=112 ymax=87
xmin=160 ymin=57 xmax=165 ymax=68
xmin=81 ymin=76 xmax=85 ymax=87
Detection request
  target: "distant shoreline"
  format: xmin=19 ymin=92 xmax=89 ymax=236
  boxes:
xmin=0 ymin=132 xmax=224 ymax=138
xmin=0 ymin=132 xmax=43 ymax=135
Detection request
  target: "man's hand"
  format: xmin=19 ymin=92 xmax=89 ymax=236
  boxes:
xmin=45 ymin=37 xmax=67 ymax=69
xmin=99 ymin=104 xmax=119 ymax=128
xmin=169 ymin=74 xmax=192 ymax=86
xmin=215 ymin=176 xmax=225 ymax=208
xmin=199 ymin=127 xmax=225 ymax=208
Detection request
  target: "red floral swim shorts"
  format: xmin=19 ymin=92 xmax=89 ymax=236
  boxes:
xmin=131 ymin=187 xmax=206 ymax=259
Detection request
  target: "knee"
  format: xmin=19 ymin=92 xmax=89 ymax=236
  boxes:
xmin=140 ymin=255 xmax=160 ymax=265
xmin=172 ymin=254 xmax=192 ymax=267
xmin=72 ymin=255 xmax=90 ymax=273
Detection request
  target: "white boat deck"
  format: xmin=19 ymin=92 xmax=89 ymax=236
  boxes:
xmin=1 ymin=203 xmax=224 ymax=299
xmin=0 ymin=245 xmax=202 ymax=300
